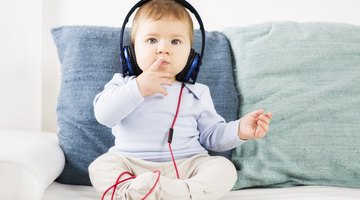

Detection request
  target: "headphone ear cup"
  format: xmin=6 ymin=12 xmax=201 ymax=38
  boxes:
xmin=123 ymin=45 xmax=143 ymax=76
xmin=176 ymin=49 xmax=201 ymax=83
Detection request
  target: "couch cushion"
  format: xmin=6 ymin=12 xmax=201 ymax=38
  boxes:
xmin=0 ymin=130 xmax=64 ymax=200
xmin=51 ymin=26 xmax=238 ymax=185
xmin=224 ymin=22 xmax=360 ymax=189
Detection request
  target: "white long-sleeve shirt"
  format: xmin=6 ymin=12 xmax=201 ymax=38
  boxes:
xmin=93 ymin=74 xmax=244 ymax=162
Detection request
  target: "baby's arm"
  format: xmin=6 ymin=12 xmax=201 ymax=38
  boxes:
xmin=93 ymin=74 xmax=144 ymax=127
xmin=238 ymin=109 xmax=272 ymax=140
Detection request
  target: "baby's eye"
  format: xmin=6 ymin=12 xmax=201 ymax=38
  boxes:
xmin=147 ymin=38 xmax=157 ymax=44
xmin=171 ymin=39 xmax=181 ymax=45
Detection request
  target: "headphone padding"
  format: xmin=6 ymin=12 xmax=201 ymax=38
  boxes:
xmin=176 ymin=48 xmax=199 ymax=83
xmin=124 ymin=45 xmax=143 ymax=76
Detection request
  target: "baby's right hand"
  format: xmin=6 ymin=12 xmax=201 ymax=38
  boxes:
xmin=136 ymin=59 xmax=173 ymax=97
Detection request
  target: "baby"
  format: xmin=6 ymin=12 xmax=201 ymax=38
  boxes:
xmin=89 ymin=0 xmax=272 ymax=199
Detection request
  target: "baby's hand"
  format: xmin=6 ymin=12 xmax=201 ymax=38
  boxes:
xmin=238 ymin=109 xmax=272 ymax=140
xmin=136 ymin=59 xmax=173 ymax=96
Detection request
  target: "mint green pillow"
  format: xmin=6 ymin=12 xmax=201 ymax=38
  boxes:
xmin=224 ymin=22 xmax=360 ymax=189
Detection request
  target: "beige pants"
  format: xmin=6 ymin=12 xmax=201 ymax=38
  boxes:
xmin=89 ymin=152 xmax=237 ymax=200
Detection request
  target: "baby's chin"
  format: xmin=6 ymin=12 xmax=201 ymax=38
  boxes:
xmin=168 ymin=76 xmax=176 ymax=83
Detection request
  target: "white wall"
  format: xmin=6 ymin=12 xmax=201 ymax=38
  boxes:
xmin=1 ymin=0 xmax=359 ymax=132
xmin=0 ymin=0 xmax=42 ymax=131
xmin=50 ymin=0 xmax=360 ymax=30
xmin=42 ymin=0 xmax=60 ymax=132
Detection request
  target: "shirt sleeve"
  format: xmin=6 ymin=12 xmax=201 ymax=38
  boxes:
xmin=93 ymin=74 xmax=144 ymax=128
xmin=196 ymin=86 xmax=245 ymax=152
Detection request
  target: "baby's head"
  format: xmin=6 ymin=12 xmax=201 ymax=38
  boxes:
xmin=131 ymin=0 xmax=194 ymax=46
xmin=130 ymin=0 xmax=196 ymax=82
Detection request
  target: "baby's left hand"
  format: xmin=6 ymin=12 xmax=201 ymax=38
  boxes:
xmin=238 ymin=108 xmax=272 ymax=140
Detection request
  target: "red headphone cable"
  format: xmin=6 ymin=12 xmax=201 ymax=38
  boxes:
xmin=167 ymin=83 xmax=186 ymax=179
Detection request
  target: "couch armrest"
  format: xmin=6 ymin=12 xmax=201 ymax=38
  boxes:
xmin=0 ymin=130 xmax=65 ymax=200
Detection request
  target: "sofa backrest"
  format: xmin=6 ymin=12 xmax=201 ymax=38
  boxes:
xmin=53 ymin=22 xmax=360 ymax=190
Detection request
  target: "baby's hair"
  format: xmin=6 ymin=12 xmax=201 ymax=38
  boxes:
xmin=131 ymin=0 xmax=194 ymax=46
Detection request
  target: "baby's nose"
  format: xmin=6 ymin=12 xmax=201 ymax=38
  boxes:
xmin=157 ymin=44 xmax=170 ymax=55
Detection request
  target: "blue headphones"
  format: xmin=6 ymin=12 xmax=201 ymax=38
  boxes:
xmin=119 ymin=0 xmax=205 ymax=84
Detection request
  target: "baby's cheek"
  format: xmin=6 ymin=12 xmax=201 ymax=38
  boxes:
xmin=138 ymin=61 xmax=150 ymax=71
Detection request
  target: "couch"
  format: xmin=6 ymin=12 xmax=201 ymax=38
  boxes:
xmin=1 ymin=21 xmax=360 ymax=200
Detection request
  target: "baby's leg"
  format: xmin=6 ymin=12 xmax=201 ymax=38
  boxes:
xmin=89 ymin=152 xmax=189 ymax=200
xmin=88 ymin=152 xmax=135 ymax=199
xmin=181 ymin=155 xmax=237 ymax=200
xmin=89 ymin=153 xmax=236 ymax=200
xmin=154 ymin=154 xmax=237 ymax=199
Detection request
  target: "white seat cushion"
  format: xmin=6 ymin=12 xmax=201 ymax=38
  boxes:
xmin=43 ymin=182 xmax=360 ymax=200
xmin=0 ymin=130 xmax=65 ymax=200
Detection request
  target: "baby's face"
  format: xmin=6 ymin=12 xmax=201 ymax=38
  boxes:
xmin=134 ymin=17 xmax=191 ymax=81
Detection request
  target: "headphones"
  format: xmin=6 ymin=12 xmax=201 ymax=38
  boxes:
xmin=119 ymin=0 xmax=205 ymax=84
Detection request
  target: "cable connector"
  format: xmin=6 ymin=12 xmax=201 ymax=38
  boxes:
xmin=168 ymin=128 xmax=174 ymax=143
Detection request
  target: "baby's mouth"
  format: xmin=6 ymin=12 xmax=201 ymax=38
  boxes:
xmin=159 ymin=59 xmax=169 ymax=66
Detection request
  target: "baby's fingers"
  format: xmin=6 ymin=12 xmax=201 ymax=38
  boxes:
xmin=257 ymin=119 xmax=269 ymax=132
xmin=148 ymin=58 xmax=164 ymax=72
xmin=254 ymin=112 xmax=272 ymax=138
xmin=265 ymin=112 xmax=272 ymax=119
xmin=258 ymin=115 xmax=270 ymax=125
xmin=255 ymin=127 xmax=267 ymax=138
xmin=259 ymin=112 xmax=272 ymax=123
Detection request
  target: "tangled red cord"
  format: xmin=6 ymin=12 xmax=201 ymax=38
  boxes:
xmin=101 ymin=170 xmax=161 ymax=200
